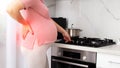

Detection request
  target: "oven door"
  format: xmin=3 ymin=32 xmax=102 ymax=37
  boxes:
xmin=51 ymin=56 xmax=96 ymax=68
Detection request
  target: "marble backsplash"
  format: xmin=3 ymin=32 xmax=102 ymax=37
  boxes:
xmin=55 ymin=0 xmax=120 ymax=41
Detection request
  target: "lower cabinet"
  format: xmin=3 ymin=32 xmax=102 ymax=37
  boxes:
xmin=97 ymin=53 xmax=120 ymax=68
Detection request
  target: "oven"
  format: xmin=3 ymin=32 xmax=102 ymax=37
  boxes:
xmin=51 ymin=47 xmax=97 ymax=68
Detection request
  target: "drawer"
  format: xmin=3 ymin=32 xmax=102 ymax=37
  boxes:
xmin=97 ymin=53 xmax=120 ymax=68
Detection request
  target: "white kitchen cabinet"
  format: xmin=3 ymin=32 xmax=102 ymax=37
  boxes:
xmin=97 ymin=53 xmax=120 ymax=68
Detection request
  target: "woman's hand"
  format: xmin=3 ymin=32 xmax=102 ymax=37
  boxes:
xmin=52 ymin=19 xmax=71 ymax=42
xmin=62 ymin=31 xmax=71 ymax=42
xmin=22 ymin=24 xmax=34 ymax=39
xmin=6 ymin=0 xmax=34 ymax=39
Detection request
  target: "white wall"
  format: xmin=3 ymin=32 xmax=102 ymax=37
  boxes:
xmin=45 ymin=0 xmax=56 ymax=17
xmin=1 ymin=0 xmax=22 ymax=68
xmin=55 ymin=0 xmax=120 ymax=42
xmin=0 ymin=13 xmax=6 ymax=68
xmin=0 ymin=1 xmax=10 ymax=68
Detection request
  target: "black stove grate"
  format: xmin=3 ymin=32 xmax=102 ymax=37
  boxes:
xmin=56 ymin=37 xmax=116 ymax=47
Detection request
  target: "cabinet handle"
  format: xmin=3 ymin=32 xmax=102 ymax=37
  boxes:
xmin=109 ymin=61 xmax=120 ymax=64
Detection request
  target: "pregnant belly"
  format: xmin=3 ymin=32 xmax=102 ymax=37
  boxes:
xmin=37 ymin=21 xmax=57 ymax=43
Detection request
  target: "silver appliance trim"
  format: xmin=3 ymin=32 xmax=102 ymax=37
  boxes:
xmin=51 ymin=46 xmax=97 ymax=63
xmin=52 ymin=59 xmax=88 ymax=68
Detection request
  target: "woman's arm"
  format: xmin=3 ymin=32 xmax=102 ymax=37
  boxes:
xmin=6 ymin=0 xmax=33 ymax=39
xmin=50 ymin=19 xmax=71 ymax=42
xmin=6 ymin=0 xmax=26 ymax=25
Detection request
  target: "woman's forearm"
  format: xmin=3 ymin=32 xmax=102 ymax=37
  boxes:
xmin=52 ymin=19 xmax=66 ymax=34
xmin=6 ymin=0 xmax=27 ymax=25
xmin=51 ymin=19 xmax=71 ymax=41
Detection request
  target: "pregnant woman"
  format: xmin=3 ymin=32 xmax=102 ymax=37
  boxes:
xmin=6 ymin=0 xmax=71 ymax=68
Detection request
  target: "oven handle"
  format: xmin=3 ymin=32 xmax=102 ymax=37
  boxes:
xmin=52 ymin=59 xmax=88 ymax=68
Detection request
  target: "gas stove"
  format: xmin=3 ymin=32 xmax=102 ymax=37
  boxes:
xmin=56 ymin=37 xmax=116 ymax=47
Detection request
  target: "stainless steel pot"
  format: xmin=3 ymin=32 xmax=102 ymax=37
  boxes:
xmin=67 ymin=28 xmax=82 ymax=37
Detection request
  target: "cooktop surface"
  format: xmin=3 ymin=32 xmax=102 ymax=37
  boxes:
xmin=56 ymin=37 xmax=116 ymax=47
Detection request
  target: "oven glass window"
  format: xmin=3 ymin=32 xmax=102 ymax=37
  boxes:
xmin=51 ymin=56 xmax=96 ymax=68
xmin=63 ymin=51 xmax=81 ymax=59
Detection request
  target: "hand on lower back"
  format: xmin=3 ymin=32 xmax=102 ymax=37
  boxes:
xmin=22 ymin=24 xmax=34 ymax=39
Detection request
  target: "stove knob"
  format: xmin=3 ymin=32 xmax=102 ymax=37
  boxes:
xmin=82 ymin=56 xmax=87 ymax=60
xmin=91 ymin=41 xmax=96 ymax=45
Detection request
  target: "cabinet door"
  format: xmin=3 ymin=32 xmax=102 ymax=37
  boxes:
xmin=97 ymin=53 xmax=120 ymax=68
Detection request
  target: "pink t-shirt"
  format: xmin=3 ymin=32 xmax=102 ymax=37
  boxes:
xmin=17 ymin=0 xmax=57 ymax=49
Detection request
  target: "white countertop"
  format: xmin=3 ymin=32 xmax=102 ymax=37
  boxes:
xmin=52 ymin=43 xmax=120 ymax=56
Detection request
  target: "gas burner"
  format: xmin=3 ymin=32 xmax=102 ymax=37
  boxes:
xmin=56 ymin=37 xmax=116 ymax=47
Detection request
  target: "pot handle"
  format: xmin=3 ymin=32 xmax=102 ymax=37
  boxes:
xmin=71 ymin=24 xmax=74 ymax=28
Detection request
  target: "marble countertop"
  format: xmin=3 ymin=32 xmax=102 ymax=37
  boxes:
xmin=52 ymin=43 xmax=120 ymax=56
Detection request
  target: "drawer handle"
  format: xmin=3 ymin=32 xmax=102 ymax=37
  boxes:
xmin=109 ymin=61 xmax=120 ymax=64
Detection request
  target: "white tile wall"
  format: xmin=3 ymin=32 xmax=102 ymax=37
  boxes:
xmin=55 ymin=0 xmax=120 ymax=42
